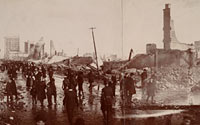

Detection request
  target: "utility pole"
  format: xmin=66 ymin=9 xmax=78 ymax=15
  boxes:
xmin=77 ymin=48 xmax=79 ymax=56
xmin=89 ymin=27 xmax=99 ymax=74
xmin=121 ymin=0 xmax=124 ymax=59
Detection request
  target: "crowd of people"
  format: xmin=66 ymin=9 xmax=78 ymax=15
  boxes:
xmin=0 ymin=61 xmax=158 ymax=125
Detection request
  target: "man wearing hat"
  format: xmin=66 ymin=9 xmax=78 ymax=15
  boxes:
xmin=124 ymin=73 xmax=136 ymax=104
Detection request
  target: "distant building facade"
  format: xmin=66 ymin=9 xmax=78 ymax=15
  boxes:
xmin=50 ymin=40 xmax=56 ymax=57
xmin=24 ymin=41 xmax=29 ymax=54
xmin=4 ymin=36 xmax=20 ymax=59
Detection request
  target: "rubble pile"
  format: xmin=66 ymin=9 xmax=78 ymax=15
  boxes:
xmin=156 ymin=65 xmax=200 ymax=90
xmin=47 ymin=56 xmax=67 ymax=64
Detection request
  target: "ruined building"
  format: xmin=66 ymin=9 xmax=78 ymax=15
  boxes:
xmin=26 ymin=40 xmax=45 ymax=60
xmin=163 ymin=4 xmax=194 ymax=51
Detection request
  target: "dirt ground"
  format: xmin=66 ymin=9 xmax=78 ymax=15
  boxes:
xmin=1 ymin=71 xmax=200 ymax=125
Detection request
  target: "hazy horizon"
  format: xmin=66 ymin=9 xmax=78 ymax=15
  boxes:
xmin=0 ymin=0 xmax=200 ymax=59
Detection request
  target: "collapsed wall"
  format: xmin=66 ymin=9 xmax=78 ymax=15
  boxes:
xmin=124 ymin=49 xmax=195 ymax=69
xmin=120 ymin=49 xmax=198 ymax=90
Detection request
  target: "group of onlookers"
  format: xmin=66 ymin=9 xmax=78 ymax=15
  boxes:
xmin=1 ymin=60 xmax=158 ymax=125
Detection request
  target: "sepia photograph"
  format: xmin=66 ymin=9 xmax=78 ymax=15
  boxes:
xmin=0 ymin=0 xmax=200 ymax=125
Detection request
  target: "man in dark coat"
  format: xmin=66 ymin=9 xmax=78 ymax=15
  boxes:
xmin=41 ymin=65 xmax=46 ymax=78
xmin=101 ymin=81 xmax=113 ymax=123
xmin=77 ymin=72 xmax=84 ymax=97
xmin=48 ymin=65 xmax=54 ymax=78
xmin=88 ymin=71 xmax=94 ymax=93
xmin=6 ymin=79 xmax=13 ymax=102
xmin=37 ymin=80 xmax=46 ymax=106
xmin=6 ymin=77 xmax=18 ymax=102
xmin=10 ymin=77 xmax=18 ymax=100
xmin=30 ymin=84 xmax=37 ymax=105
xmin=46 ymin=83 xmax=52 ymax=107
xmin=26 ymin=73 xmax=32 ymax=90
xmin=64 ymin=85 xmax=78 ymax=125
xmin=47 ymin=78 xmax=57 ymax=106
xmin=111 ymin=75 xmax=117 ymax=96
xmin=62 ymin=76 xmax=69 ymax=90
xmin=124 ymin=73 xmax=136 ymax=104
xmin=35 ymin=70 xmax=42 ymax=82
xmin=11 ymin=66 xmax=17 ymax=79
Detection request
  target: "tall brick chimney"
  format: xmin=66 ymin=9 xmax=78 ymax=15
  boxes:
xmin=163 ymin=4 xmax=171 ymax=50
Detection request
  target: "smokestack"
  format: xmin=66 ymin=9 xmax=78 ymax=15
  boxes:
xmin=163 ymin=4 xmax=171 ymax=50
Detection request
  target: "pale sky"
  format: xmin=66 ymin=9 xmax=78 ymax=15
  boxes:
xmin=0 ymin=0 xmax=200 ymax=59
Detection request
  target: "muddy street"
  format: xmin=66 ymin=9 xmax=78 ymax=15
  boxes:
xmin=1 ymin=70 xmax=200 ymax=125
xmin=1 ymin=71 xmax=104 ymax=125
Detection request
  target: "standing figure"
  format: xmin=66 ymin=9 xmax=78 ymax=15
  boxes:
xmin=146 ymin=74 xmax=156 ymax=104
xmin=26 ymin=74 xmax=32 ymax=90
xmin=68 ymin=71 xmax=77 ymax=92
xmin=101 ymin=81 xmax=113 ymax=124
xmin=6 ymin=78 xmax=13 ymax=102
xmin=35 ymin=70 xmax=42 ymax=82
xmin=37 ymin=80 xmax=46 ymax=106
xmin=62 ymin=76 xmax=69 ymax=90
xmin=64 ymin=85 xmax=78 ymax=125
xmin=119 ymin=73 xmax=123 ymax=91
xmin=47 ymin=78 xmax=57 ymax=106
xmin=41 ymin=65 xmax=46 ymax=78
xmin=12 ymin=66 xmax=17 ymax=79
xmin=124 ymin=73 xmax=136 ymax=104
xmin=10 ymin=77 xmax=18 ymax=100
xmin=119 ymin=73 xmax=126 ymax=100
xmin=141 ymin=69 xmax=148 ymax=95
xmin=51 ymin=78 xmax=57 ymax=104
xmin=77 ymin=72 xmax=84 ymax=97
xmin=30 ymin=85 xmax=37 ymax=105
xmin=48 ymin=65 xmax=54 ymax=78
xmin=6 ymin=76 xmax=18 ymax=102
xmin=88 ymin=71 xmax=94 ymax=92
xmin=111 ymin=75 xmax=117 ymax=97
xmin=46 ymin=83 xmax=52 ymax=106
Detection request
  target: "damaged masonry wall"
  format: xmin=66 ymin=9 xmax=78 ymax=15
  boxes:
xmin=124 ymin=49 xmax=195 ymax=69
